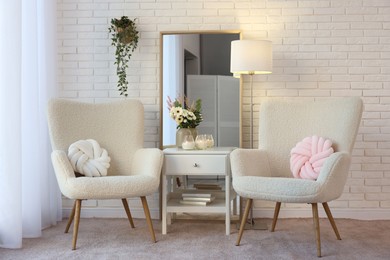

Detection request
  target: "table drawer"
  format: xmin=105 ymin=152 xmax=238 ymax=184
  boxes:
xmin=164 ymin=155 xmax=227 ymax=175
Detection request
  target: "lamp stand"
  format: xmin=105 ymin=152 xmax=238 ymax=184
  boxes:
xmin=230 ymin=39 xmax=272 ymax=231
xmin=237 ymin=73 xmax=268 ymax=231
xmin=249 ymin=72 xmax=254 ymax=149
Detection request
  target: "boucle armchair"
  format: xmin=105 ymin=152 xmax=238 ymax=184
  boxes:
xmin=231 ymin=97 xmax=363 ymax=257
xmin=47 ymin=99 xmax=163 ymax=250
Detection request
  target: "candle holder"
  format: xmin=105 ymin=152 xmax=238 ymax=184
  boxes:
xmin=182 ymin=135 xmax=195 ymax=150
xmin=195 ymin=135 xmax=207 ymax=150
xmin=206 ymin=134 xmax=214 ymax=148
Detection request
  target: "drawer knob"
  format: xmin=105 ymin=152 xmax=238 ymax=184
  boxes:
xmin=193 ymin=163 xmax=199 ymax=168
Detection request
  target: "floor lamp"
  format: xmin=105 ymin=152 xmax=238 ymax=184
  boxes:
xmin=230 ymin=40 xmax=273 ymax=229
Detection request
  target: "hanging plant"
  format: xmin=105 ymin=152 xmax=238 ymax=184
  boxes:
xmin=108 ymin=16 xmax=139 ymax=97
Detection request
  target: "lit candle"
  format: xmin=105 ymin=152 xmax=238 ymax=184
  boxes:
xmin=182 ymin=140 xmax=195 ymax=150
xmin=196 ymin=139 xmax=207 ymax=150
xmin=206 ymin=138 xmax=214 ymax=148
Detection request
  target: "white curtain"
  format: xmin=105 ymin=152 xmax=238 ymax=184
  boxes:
xmin=0 ymin=0 xmax=61 ymax=249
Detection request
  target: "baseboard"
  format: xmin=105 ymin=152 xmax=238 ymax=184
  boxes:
xmin=62 ymin=208 xmax=160 ymax=220
xmin=252 ymin=208 xmax=390 ymax=220
xmin=62 ymin=207 xmax=390 ymax=220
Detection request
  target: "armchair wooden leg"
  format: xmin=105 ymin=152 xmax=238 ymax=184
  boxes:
xmin=271 ymin=202 xmax=281 ymax=232
xmin=236 ymin=198 xmax=253 ymax=246
xmin=140 ymin=196 xmax=156 ymax=243
xmin=322 ymin=202 xmax=341 ymax=240
xmin=65 ymin=200 xmax=76 ymax=233
xmin=311 ymin=203 xmax=321 ymax=257
xmin=122 ymin=198 xmax=135 ymax=228
xmin=72 ymin=199 xmax=82 ymax=250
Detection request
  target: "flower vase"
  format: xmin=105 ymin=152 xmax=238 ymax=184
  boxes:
xmin=176 ymin=128 xmax=198 ymax=148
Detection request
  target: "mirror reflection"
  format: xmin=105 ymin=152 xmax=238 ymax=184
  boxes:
xmin=161 ymin=31 xmax=241 ymax=148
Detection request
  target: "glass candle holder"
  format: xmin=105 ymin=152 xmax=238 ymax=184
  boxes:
xmin=206 ymin=134 xmax=214 ymax=148
xmin=195 ymin=135 xmax=207 ymax=150
xmin=182 ymin=135 xmax=195 ymax=150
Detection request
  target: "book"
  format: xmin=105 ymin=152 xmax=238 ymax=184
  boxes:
xmin=179 ymin=200 xmax=211 ymax=206
xmin=182 ymin=193 xmax=213 ymax=198
xmin=181 ymin=196 xmax=216 ymax=202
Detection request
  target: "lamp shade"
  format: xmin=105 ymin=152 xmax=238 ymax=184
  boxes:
xmin=230 ymin=40 xmax=272 ymax=75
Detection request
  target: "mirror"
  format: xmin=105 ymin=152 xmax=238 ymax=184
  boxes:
xmin=159 ymin=31 xmax=242 ymax=149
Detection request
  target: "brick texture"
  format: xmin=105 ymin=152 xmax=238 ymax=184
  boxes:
xmin=57 ymin=0 xmax=390 ymax=219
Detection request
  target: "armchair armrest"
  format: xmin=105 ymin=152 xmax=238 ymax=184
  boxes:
xmin=230 ymin=148 xmax=271 ymax=178
xmin=51 ymin=150 xmax=75 ymax=179
xmin=131 ymin=148 xmax=164 ymax=178
xmin=51 ymin=150 xmax=76 ymax=196
xmin=316 ymin=151 xmax=351 ymax=201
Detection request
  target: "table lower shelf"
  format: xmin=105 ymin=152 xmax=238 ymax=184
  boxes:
xmin=167 ymin=198 xmax=229 ymax=213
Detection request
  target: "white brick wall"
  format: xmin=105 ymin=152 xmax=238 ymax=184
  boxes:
xmin=57 ymin=0 xmax=390 ymax=220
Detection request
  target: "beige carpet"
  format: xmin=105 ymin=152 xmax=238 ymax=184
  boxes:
xmin=1 ymin=218 xmax=390 ymax=259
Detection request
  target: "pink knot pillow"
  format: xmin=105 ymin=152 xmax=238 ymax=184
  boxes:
xmin=290 ymin=135 xmax=334 ymax=180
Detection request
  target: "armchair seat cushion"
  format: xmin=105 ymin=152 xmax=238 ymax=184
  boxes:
xmin=233 ymin=176 xmax=324 ymax=203
xmin=64 ymin=175 xmax=160 ymax=200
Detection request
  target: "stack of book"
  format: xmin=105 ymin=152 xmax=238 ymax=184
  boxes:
xmin=179 ymin=193 xmax=216 ymax=206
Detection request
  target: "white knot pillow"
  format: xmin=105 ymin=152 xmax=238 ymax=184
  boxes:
xmin=290 ymin=135 xmax=334 ymax=180
xmin=68 ymin=139 xmax=111 ymax=177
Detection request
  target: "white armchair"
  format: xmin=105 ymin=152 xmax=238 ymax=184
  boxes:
xmin=47 ymin=99 xmax=163 ymax=250
xmin=231 ymin=97 xmax=363 ymax=257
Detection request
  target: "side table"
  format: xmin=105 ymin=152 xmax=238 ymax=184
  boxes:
xmin=162 ymin=147 xmax=237 ymax=235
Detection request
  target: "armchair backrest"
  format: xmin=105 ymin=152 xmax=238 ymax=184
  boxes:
xmin=259 ymin=97 xmax=363 ymax=178
xmin=47 ymin=99 xmax=144 ymax=176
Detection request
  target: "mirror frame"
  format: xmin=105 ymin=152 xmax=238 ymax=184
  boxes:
xmin=159 ymin=30 xmax=243 ymax=150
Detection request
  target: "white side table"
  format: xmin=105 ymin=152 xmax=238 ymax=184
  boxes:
xmin=162 ymin=147 xmax=237 ymax=235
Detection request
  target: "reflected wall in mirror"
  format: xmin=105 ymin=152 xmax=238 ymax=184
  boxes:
xmin=160 ymin=31 xmax=241 ymax=149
